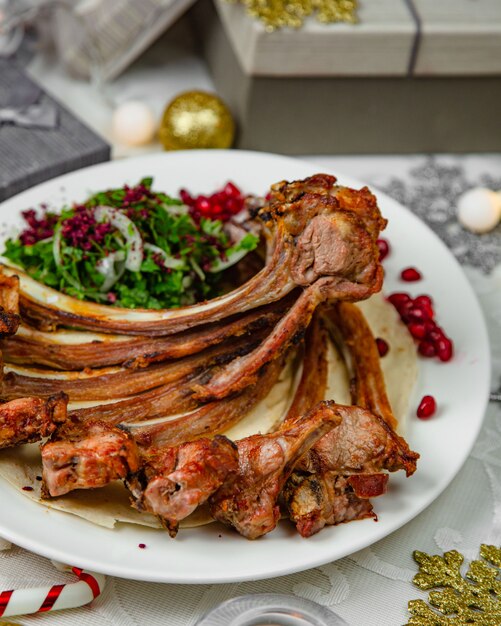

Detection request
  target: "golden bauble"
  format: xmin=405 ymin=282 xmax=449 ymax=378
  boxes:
xmin=159 ymin=91 xmax=235 ymax=151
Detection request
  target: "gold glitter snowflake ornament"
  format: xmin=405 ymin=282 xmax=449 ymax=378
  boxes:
xmin=406 ymin=545 xmax=501 ymax=625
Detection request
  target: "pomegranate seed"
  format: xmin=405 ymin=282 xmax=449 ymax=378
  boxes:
xmin=408 ymin=322 xmax=426 ymax=339
xmin=423 ymin=319 xmax=435 ymax=333
xmin=412 ymin=301 xmax=433 ymax=321
xmin=418 ymin=340 xmax=437 ymax=357
xmin=387 ymin=289 xmax=452 ymax=363
xmin=224 ymin=182 xmax=241 ymax=197
xmin=225 ymin=198 xmax=240 ymax=214
xmin=211 ymin=192 xmax=225 ymax=205
xmin=195 ymin=196 xmax=211 ymax=212
xmin=416 ymin=303 xmax=434 ymax=320
xmin=138 ymin=543 xmax=147 ymax=549
xmin=401 ymin=267 xmax=422 ymax=282
xmin=376 ymin=337 xmax=389 ymax=357
xmin=414 ymin=294 xmax=433 ymax=311
xmin=417 ymin=395 xmax=437 ymax=419
xmin=180 ymin=189 xmax=193 ymax=205
xmin=399 ymin=301 xmax=414 ymax=317
xmin=388 ymin=292 xmax=411 ymax=309
xmin=436 ymin=337 xmax=453 ymax=362
xmin=427 ymin=328 xmax=444 ymax=343
xmin=408 ymin=306 xmax=426 ymax=321
xmin=377 ymin=238 xmax=390 ymax=261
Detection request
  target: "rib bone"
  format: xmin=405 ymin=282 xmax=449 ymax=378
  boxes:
xmin=41 ymin=357 xmax=286 ymax=497
xmin=8 ymin=174 xmax=385 ymax=336
xmin=0 ymin=298 xmax=289 ymax=370
xmin=324 ymin=301 xmax=398 ymax=430
xmin=209 ymin=401 xmax=342 ymax=539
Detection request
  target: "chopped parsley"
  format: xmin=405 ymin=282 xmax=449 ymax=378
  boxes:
xmin=3 ymin=178 xmax=258 ymax=309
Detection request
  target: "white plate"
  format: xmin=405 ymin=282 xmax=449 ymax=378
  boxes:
xmin=0 ymin=151 xmax=490 ymax=583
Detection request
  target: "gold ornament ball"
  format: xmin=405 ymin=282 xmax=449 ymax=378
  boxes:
xmin=159 ymin=91 xmax=235 ymax=151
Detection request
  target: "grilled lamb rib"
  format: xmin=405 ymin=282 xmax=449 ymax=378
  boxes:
xmin=41 ymin=356 xmax=286 ymax=497
xmin=126 ymin=435 xmax=238 ymax=537
xmin=14 ymin=174 xmax=385 ymax=336
xmin=0 ymin=270 xmax=21 ymax=338
xmin=209 ymin=401 xmax=342 ymax=539
xmin=0 ymin=393 xmax=68 ymax=449
xmin=1 ymin=329 xmax=269 ymax=402
xmin=281 ymin=302 xmax=418 ymax=536
xmin=41 ymin=419 xmax=140 ymax=497
xmin=282 ymin=404 xmax=417 ymax=537
xmin=1 ymin=297 xmax=291 ymax=371
xmin=324 ymin=301 xmax=399 ymax=430
xmin=282 ymin=473 xmax=384 ymax=538
xmin=190 ymin=174 xmax=386 ymax=401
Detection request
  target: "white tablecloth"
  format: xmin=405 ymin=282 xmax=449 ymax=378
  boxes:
xmin=1 ymin=24 xmax=500 ymax=624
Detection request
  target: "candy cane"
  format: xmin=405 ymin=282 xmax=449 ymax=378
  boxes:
xmin=0 ymin=563 xmax=105 ymax=618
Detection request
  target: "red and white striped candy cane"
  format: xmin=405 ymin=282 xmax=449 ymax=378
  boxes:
xmin=0 ymin=564 xmax=105 ymax=618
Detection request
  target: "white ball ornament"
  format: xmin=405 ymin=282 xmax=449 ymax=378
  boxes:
xmin=112 ymin=101 xmax=156 ymax=147
xmin=457 ymin=187 xmax=501 ymax=234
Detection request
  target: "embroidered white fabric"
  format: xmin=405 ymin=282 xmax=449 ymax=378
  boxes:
xmin=1 ymin=155 xmax=499 ymax=626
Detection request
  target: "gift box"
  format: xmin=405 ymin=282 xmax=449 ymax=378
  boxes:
xmin=193 ymin=0 xmax=501 ymax=154
xmin=0 ymin=61 xmax=110 ymax=202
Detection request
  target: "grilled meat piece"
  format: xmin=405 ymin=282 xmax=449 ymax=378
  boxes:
xmin=0 ymin=310 xmax=20 ymax=338
xmin=282 ymin=472 xmax=384 ymax=538
xmin=1 ymin=330 xmax=269 ymax=402
xmin=283 ymin=403 xmax=417 ymax=536
xmin=347 ymin=473 xmax=389 ymax=498
xmin=282 ymin=300 xmax=418 ymax=536
xmin=324 ymin=301 xmax=398 ymax=430
xmin=209 ymin=401 xmax=342 ymax=539
xmin=127 ymin=436 xmax=238 ymax=537
xmin=192 ymin=174 xmax=386 ymax=402
xmin=0 ymin=393 xmax=67 ymax=449
xmin=131 ymin=356 xmax=286 ymax=449
xmin=279 ymin=309 xmax=395 ymax=536
xmin=0 ymin=270 xmax=20 ymax=338
xmin=1 ymin=298 xmax=290 ymax=371
xmin=40 ymin=357 xmax=285 ymax=497
xmin=284 ymin=310 xmax=329 ymax=423
xmin=296 ymin=404 xmax=418 ymax=477
xmin=12 ymin=174 xmax=385 ymax=336
xmin=42 ymin=420 xmax=140 ymax=497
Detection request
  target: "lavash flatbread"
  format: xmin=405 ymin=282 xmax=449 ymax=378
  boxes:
xmin=0 ymin=291 xmax=417 ymax=530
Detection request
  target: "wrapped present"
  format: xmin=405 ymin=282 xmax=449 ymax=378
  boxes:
xmin=193 ymin=0 xmax=501 ymax=154
xmin=0 ymin=60 xmax=110 ymax=202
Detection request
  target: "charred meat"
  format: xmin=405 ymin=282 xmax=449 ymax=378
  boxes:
xmin=209 ymin=401 xmax=342 ymax=539
xmin=0 ymin=393 xmax=67 ymax=449
xmin=127 ymin=436 xmax=238 ymax=537
xmin=42 ymin=419 xmax=140 ymax=497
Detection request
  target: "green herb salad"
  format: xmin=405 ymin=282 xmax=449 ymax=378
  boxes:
xmin=2 ymin=178 xmax=258 ymax=309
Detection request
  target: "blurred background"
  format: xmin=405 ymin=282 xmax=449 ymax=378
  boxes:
xmin=1 ymin=0 xmax=501 ymax=201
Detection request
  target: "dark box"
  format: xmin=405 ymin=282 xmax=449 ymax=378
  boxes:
xmin=0 ymin=61 xmax=110 ymax=202
xmin=192 ymin=1 xmax=501 ymax=154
